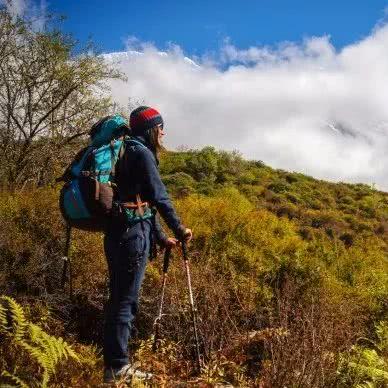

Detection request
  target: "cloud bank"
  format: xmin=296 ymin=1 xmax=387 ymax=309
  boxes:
xmin=107 ymin=26 xmax=388 ymax=189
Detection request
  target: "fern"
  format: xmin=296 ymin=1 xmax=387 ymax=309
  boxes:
xmin=0 ymin=300 xmax=8 ymax=332
xmin=0 ymin=296 xmax=80 ymax=388
xmin=355 ymin=383 xmax=375 ymax=388
xmin=376 ymin=321 xmax=388 ymax=353
xmin=338 ymin=321 xmax=388 ymax=387
xmin=0 ymin=296 xmax=28 ymax=341
xmin=1 ymin=370 xmax=29 ymax=388
xmin=348 ymin=350 xmax=388 ymax=379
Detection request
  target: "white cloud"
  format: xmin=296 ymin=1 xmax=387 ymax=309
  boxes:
xmin=1 ymin=0 xmax=27 ymax=16
xmin=1 ymin=0 xmax=46 ymax=29
xmin=104 ymin=24 xmax=388 ymax=189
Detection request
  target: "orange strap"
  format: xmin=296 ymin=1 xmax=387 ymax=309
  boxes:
xmin=121 ymin=201 xmax=149 ymax=209
xmin=121 ymin=193 xmax=149 ymax=216
xmin=136 ymin=194 xmax=144 ymax=217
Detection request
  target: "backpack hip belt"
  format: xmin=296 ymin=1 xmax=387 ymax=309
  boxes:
xmin=121 ymin=194 xmax=149 ymax=217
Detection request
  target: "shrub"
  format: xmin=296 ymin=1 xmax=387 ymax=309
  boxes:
xmin=163 ymin=172 xmax=196 ymax=197
xmin=1 ymin=150 xmax=388 ymax=385
xmin=267 ymin=181 xmax=290 ymax=194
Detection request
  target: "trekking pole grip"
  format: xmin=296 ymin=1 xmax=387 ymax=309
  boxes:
xmin=181 ymin=240 xmax=188 ymax=261
xmin=163 ymin=246 xmax=172 ymax=273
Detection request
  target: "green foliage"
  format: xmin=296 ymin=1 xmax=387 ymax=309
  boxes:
xmin=162 ymin=172 xmax=196 ymax=197
xmin=160 ymin=147 xmax=388 ymax=247
xmin=0 ymin=295 xmax=80 ymax=387
xmin=338 ymin=321 xmax=388 ymax=387
xmin=185 ymin=146 xmax=219 ymax=182
xmin=0 ymin=147 xmax=388 ymax=385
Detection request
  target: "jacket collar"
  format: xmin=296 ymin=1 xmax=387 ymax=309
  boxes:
xmin=130 ymin=135 xmax=147 ymax=147
xmin=131 ymin=135 xmax=159 ymax=165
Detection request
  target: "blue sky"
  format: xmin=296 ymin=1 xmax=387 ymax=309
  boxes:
xmin=7 ymin=0 xmax=388 ymax=187
xmin=45 ymin=0 xmax=388 ymax=188
xmin=51 ymin=0 xmax=388 ymax=55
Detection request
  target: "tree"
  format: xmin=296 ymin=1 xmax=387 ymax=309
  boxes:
xmin=0 ymin=8 xmax=123 ymax=188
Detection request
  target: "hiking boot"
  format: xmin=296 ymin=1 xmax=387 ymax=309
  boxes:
xmin=103 ymin=363 xmax=153 ymax=384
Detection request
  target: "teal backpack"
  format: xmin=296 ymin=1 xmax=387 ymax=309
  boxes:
xmin=59 ymin=114 xmax=150 ymax=231
xmin=59 ymin=114 xmax=156 ymax=294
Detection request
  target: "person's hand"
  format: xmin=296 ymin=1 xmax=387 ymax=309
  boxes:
xmin=183 ymin=228 xmax=193 ymax=242
xmin=165 ymin=237 xmax=178 ymax=248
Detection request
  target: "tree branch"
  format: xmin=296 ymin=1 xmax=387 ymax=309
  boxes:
xmin=32 ymin=85 xmax=77 ymax=135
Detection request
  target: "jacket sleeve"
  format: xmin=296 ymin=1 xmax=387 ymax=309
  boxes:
xmin=139 ymin=149 xmax=186 ymax=239
xmin=154 ymin=214 xmax=168 ymax=246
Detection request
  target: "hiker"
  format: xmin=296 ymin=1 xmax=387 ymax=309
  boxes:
xmin=103 ymin=106 xmax=193 ymax=383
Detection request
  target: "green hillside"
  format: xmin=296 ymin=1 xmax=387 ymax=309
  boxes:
xmin=1 ymin=147 xmax=387 ymax=387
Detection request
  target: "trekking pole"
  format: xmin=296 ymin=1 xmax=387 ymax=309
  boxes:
xmin=61 ymin=224 xmax=73 ymax=299
xmin=152 ymin=246 xmax=172 ymax=352
xmin=181 ymin=241 xmax=202 ymax=373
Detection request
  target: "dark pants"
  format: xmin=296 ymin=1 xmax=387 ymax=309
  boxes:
xmin=103 ymin=221 xmax=151 ymax=368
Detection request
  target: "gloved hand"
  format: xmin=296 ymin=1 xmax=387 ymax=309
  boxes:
xmin=163 ymin=228 xmax=192 ymax=248
xmin=176 ymin=225 xmax=193 ymax=242
xmin=183 ymin=228 xmax=193 ymax=242
xmin=164 ymin=237 xmax=178 ymax=248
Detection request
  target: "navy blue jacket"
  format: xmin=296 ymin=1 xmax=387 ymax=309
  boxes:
xmin=116 ymin=136 xmax=185 ymax=243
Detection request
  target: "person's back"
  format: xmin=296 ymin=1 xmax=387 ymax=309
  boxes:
xmin=103 ymin=106 xmax=192 ymax=384
xmin=116 ymin=136 xmax=184 ymax=235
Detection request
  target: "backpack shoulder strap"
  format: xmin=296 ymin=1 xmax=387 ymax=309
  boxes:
xmin=111 ymin=139 xmax=131 ymax=183
xmin=114 ymin=138 xmax=147 ymax=190
xmin=125 ymin=138 xmax=147 ymax=148
xmin=109 ymin=139 xmax=131 ymax=179
xmin=119 ymin=140 xmax=127 ymax=159
xmin=119 ymin=137 xmax=147 ymax=163
xmin=111 ymin=139 xmax=147 ymax=179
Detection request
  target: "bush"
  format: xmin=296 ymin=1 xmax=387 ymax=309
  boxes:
xmin=1 ymin=150 xmax=388 ymax=385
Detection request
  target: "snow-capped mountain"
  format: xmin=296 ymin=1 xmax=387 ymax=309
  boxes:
xmin=102 ymin=50 xmax=199 ymax=68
